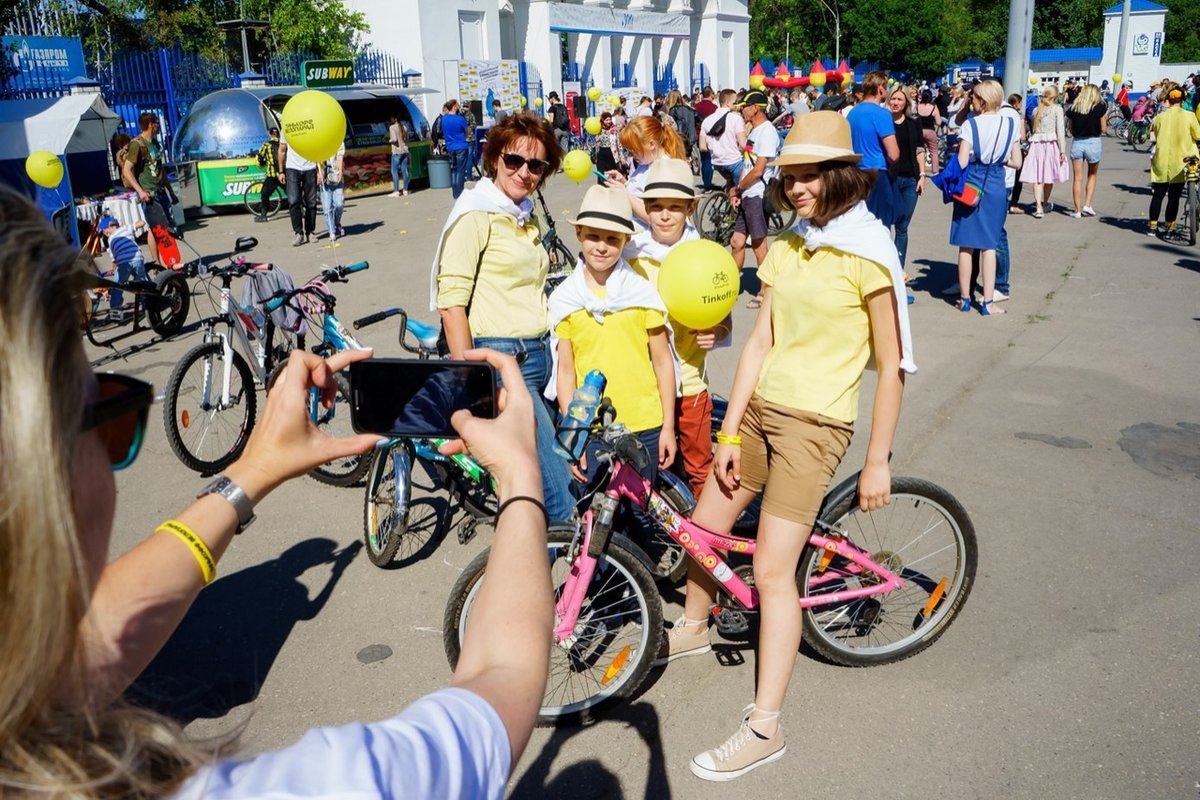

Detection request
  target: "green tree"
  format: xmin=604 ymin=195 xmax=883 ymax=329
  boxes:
xmin=1163 ymin=0 xmax=1200 ymax=64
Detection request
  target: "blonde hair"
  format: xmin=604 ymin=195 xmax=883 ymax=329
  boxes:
xmin=973 ymin=81 xmax=1004 ymax=112
xmin=1034 ymin=85 xmax=1059 ymax=130
xmin=664 ymin=89 xmax=684 ymax=111
xmin=0 ymin=186 xmax=204 ymax=797
xmin=618 ymin=115 xmax=687 ymax=163
xmin=1070 ymin=84 xmax=1102 ymax=116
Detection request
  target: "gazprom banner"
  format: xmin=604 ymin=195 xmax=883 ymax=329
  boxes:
xmin=2 ymin=36 xmax=88 ymax=89
xmin=548 ymin=4 xmax=689 ymax=38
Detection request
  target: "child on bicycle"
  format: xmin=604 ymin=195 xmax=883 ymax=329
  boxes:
xmin=656 ymin=112 xmax=916 ymax=782
xmin=98 ymin=215 xmax=148 ymax=321
xmin=549 ymin=185 xmax=677 ymax=486
xmin=623 ymin=157 xmax=729 ymax=498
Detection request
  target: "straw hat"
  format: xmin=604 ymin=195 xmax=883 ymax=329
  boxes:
xmin=772 ymin=111 xmax=861 ymax=167
xmin=640 ymin=158 xmax=696 ymax=201
xmin=567 ymin=185 xmax=636 ymax=235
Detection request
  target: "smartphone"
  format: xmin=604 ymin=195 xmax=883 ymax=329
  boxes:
xmin=349 ymin=359 xmax=498 ymax=438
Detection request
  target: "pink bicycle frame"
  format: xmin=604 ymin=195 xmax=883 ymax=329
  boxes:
xmin=552 ymin=457 xmax=906 ymax=643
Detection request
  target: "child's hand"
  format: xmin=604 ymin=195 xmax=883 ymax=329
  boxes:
xmin=693 ymin=327 xmax=720 ymax=350
xmin=569 ymin=451 xmax=588 ymax=483
xmin=604 ymin=170 xmax=627 ymax=186
xmin=713 ymin=443 xmax=741 ymax=491
xmin=658 ymin=429 xmax=676 ymax=469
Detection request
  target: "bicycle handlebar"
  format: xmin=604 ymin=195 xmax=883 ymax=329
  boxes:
xmin=321 ymin=261 xmax=370 ymax=282
xmin=352 ymin=308 xmax=402 ymax=329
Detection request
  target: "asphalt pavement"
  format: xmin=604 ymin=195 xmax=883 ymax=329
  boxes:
xmin=96 ymin=141 xmax=1199 ymax=799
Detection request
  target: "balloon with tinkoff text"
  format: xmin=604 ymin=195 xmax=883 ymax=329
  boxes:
xmin=563 ymin=150 xmax=593 ymax=183
xmin=657 ymin=239 xmax=738 ymax=330
xmin=25 ymin=150 xmax=64 ymax=188
xmin=280 ymin=90 xmax=347 ymax=162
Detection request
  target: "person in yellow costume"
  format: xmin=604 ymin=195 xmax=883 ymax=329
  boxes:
xmin=1148 ymin=86 xmax=1200 ymax=237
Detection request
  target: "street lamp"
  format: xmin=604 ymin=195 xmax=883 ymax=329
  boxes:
xmin=813 ymin=0 xmax=841 ymax=67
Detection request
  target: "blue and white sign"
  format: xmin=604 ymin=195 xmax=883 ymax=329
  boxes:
xmin=1132 ymin=33 xmax=1150 ymax=56
xmin=2 ymin=36 xmax=88 ymax=89
xmin=1153 ymin=32 xmax=1163 ymax=58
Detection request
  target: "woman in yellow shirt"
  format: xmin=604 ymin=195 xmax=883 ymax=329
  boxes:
xmin=1148 ymin=87 xmax=1200 ymax=237
xmin=657 ymin=113 xmax=912 ymax=782
xmin=433 ymin=114 xmax=573 ymax=520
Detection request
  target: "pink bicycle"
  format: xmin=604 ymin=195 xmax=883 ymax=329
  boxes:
xmin=444 ymin=410 xmax=977 ymax=725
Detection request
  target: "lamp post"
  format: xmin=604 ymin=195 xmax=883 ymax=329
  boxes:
xmin=813 ymin=0 xmax=841 ymax=66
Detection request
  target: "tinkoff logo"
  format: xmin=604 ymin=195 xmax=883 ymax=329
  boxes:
xmin=712 ymin=270 xmax=731 ymax=288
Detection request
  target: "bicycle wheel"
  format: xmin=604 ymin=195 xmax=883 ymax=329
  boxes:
xmin=243 ymin=182 xmax=282 ymax=219
xmin=696 ymin=192 xmax=734 ymax=245
xmin=362 ymin=440 xmax=415 ymax=566
xmin=689 ymin=143 xmax=701 ymax=175
xmin=766 ymin=205 xmax=797 ymax=237
xmin=163 ymin=341 xmax=257 ymax=474
xmin=798 ymin=477 xmax=977 ymax=667
xmin=145 ymin=270 xmax=191 ymax=336
xmin=1130 ymin=125 xmax=1152 ymax=152
xmin=266 ymin=364 xmax=369 ymax=487
xmin=1188 ymin=183 xmax=1199 ymax=246
xmin=444 ymin=527 xmax=663 ymax=726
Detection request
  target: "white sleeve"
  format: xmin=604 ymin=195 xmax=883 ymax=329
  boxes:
xmin=172 ymin=688 xmax=511 ymax=800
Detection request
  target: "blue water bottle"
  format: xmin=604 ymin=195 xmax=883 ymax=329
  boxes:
xmin=554 ymin=369 xmax=607 ymax=460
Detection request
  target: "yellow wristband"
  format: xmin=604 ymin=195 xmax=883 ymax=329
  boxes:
xmin=715 ymin=432 xmax=743 ymax=446
xmin=157 ymin=520 xmax=216 ymax=585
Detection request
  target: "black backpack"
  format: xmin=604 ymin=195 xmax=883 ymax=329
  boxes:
xmin=670 ymin=105 xmax=698 ymax=144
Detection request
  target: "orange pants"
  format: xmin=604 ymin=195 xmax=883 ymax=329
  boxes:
xmin=675 ymin=391 xmax=714 ymax=498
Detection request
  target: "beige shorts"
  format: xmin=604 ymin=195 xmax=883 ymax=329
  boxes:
xmin=737 ymin=394 xmax=853 ymax=524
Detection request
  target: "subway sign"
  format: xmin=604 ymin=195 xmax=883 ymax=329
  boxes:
xmin=301 ymin=59 xmax=355 ymax=88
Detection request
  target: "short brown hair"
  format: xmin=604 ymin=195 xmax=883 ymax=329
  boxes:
xmin=862 ymin=71 xmax=889 ymax=98
xmin=481 ymin=113 xmax=562 ymax=182
xmin=718 ymin=89 xmax=737 ymax=106
xmin=769 ymin=162 xmax=875 ymax=228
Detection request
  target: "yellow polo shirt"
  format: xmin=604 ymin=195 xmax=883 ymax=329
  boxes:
xmin=554 ymin=291 xmax=668 ymax=432
xmin=755 ymin=233 xmax=892 ymax=423
xmin=628 ymin=254 xmax=710 ymax=397
xmin=436 ymin=211 xmax=550 ymax=338
xmin=1150 ymin=106 xmax=1200 ymax=184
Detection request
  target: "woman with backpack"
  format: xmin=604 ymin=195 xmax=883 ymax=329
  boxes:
xmin=666 ymin=90 xmax=699 ymax=169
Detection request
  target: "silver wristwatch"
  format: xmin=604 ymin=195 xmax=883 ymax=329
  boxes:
xmin=197 ymin=475 xmax=256 ymax=532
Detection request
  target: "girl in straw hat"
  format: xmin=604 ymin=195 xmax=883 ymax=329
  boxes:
xmin=655 ymin=111 xmax=917 ymax=782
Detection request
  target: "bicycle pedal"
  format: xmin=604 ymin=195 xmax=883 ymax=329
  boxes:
xmin=711 ymin=606 xmax=754 ymax=638
xmin=457 ymin=518 xmax=477 ymax=546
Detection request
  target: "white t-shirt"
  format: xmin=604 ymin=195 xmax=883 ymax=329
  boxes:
xmin=997 ymin=105 xmax=1023 ymax=190
xmin=741 ymin=120 xmax=779 ymax=199
xmin=703 ymin=108 xmax=746 ymax=167
xmin=280 ymin=132 xmax=316 ymax=172
xmin=960 ymin=112 xmax=1020 ymax=167
xmin=171 ymin=688 xmax=511 ymax=800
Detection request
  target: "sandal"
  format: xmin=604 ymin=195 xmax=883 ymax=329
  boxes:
xmin=979 ymin=300 xmax=1006 ymax=316
xmin=959 ymin=297 xmax=972 ymax=313
xmin=746 ymin=295 xmax=763 ymax=309
xmin=1032 ymin=208 xmax=1045 ymax=219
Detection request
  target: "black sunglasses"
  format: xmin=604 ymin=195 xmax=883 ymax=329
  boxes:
xmin=82 ymin=374 xmax=153 ymax=470
xmin=501 ymin=152 xmax=552 ymax=176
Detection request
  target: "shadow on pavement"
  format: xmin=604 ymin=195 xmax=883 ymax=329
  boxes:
xmin=1111 ymin=182 xmax=1153 ymax=196
xmin=126 ymin=538 xmax=359 ymax=724
xmin=1096 ymin=215 xmax=1152 ymax=233
xmin=910 ymin=258 xmax=959 ymax=301
xmin=511 ymin=702 xmax=672 ymax=799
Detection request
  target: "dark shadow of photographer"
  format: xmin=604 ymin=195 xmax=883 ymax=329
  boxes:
xmin=126 ymin=537 xmax=359 ymax=724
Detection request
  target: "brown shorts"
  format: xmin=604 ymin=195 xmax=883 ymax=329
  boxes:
xmin=737 ymin=394 xmax=853 ymax=524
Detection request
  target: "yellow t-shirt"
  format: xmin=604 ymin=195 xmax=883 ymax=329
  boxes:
xmin=554 ymin=292 xmax=668 ymax=432
xmin=628 ymin=254 xmax=709 ymax=397
xmin=1151 ymin=106 xmax=1200 ymax=184
xmin=755 ymin=233 xmax=893 ymax=423
xmin=436 ymin=211 xmax=550 ymax=338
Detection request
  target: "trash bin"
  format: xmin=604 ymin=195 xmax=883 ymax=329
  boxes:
xmin=427 ymin=156 xmax=451 ymax=189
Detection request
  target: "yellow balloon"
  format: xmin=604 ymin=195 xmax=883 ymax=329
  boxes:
xmin=25 ymin=150 xmax=64 ymax=188
xmin=658 ymin=240 xmax=738 ymax=330
xmin=1112 ymin=73 xmax=1123 ymax=85
xmin=520 ymin=96 xmax=528 ymax=107
xmin=749 ymin=74 xmax=765 ymax=90
xmin=588 ymin=86 xmax=603 ymax=102
xmin=1029 ymin=76 xmax=1040 ymax=86
xmin=280 ymin=90 xmax=346 ymax=163
xmin=584 ymin=116 xmax=602 ymax=135
xmin=534 ymin=97 xmax=544 ymax=108
xmin=562 ymin=149 xmax=593 ymax=183
xmin=608 ymin=94 xmax=621 ymax=107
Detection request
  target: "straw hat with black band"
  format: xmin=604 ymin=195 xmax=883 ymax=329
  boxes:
xmin=567 ymin=185 xmax=637 ymax=235
xmin=640 ymin=158 xmax=696 ymax=200
xmin=772 ymin=110 xmax=862 ymax=167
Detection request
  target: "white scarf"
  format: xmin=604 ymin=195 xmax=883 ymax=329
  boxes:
xmin=545 ymin=259 xmax=680 ymax=401
xmin=622 ymin=223 xmax=700 ymax=263
xmin=427 ymin=177 xmax=534 ymax=311
xmin=791 ymin=201 xmax=918 ymax=374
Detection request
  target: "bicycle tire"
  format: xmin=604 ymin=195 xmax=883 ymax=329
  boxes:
xmin=1188 ymin=183 xmax=1199 ymax=246
xmin=163 ymin=341 xmax=257 ymax=474
xmin=145 ymin=270 xmax=191 ymax=336
xmin=444 ymin=526 xmax=663 ymax=726
xmin=798 ymin=477 xmax=977 ymax=667
xmin=1129 ymin=125 xmax=1152 ymax=152
xmin=243 ymin=182 xmax=283 ymax=219
xmin=362 ymin=440 xmax=414 ymax=567
xmin=266 ymin=364 xmax=369 ymax=487
xmin=696 ymin=192 xmax=735 ymax=245
xmin=766 ymin=205 xmax=797 ymax=237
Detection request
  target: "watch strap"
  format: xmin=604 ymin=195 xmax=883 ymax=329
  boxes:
xmin=198 ymin=476 xmax=256 ymax=532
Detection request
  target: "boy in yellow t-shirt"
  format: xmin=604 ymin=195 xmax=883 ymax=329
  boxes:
xmin=549 ymin=185 xmax=677 ymax=484
xmin=625 ymin=157 xmax=730 ymax=498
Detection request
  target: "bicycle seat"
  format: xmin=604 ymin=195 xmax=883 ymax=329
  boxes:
xmin=406 ymin=318 xmax=440 ymax=350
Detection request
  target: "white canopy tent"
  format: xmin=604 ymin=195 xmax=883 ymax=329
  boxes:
xmin=0 ymin=93 xmax=122 ymax=162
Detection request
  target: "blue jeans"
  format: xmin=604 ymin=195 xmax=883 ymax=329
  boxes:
xmin=321 ymin=182 xmax=344 ymax=239
xmin=971 ymin=187 xmax=1011 ymax=295
xmin=391 ymin=153 xmax=410 ymax=193
xmin=700 ymin=149 xmax=714 ymax=189
xmin=892 ymin=175 xmax=919 ymax=266
xmin=109 ymin=255 xmax=147 ymax=308
xmin=448 ymin=148 xmax=470 ymax=199
xmin=471 ymin=334 xmax=574 ymax=521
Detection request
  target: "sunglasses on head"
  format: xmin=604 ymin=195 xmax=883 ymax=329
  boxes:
xmin=501 ymin=152 xmax=551 ymax=176
xmin=82 ymin=374 xmax=153 ymax=470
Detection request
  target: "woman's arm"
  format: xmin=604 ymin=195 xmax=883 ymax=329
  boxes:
xmin=1056 ymin=107 xmax=1067 ymax=158
xmin=647 ymin=326 xmax=677 ymax=468
xmin=957 ymin=136 xmax=971 ymax=169
xmin=713 ymin=288 xmax=774 ymax=490
xmin=439 ymin=307 xmax=473 ymax=358
xmin=858 ymin=288 xmax=905 ymax=512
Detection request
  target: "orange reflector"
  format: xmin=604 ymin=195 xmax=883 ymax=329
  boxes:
xmin=601 ymin=645 xmax=632 ymax=686
xmin=921 ymin=578 xmax=949 ymax=618
xmin=181 ymin=410 xmax=190 ymax=429
xmin=817 ymin=541 xmax=837 ymax=573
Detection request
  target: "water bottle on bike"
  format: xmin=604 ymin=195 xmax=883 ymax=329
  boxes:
xmin=553 ymin=369 xmax=606 ymax=460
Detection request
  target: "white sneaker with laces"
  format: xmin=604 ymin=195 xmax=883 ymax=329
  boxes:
xmin=690 ymin=705 xmax=786 ymax=782
xmin=1070 ymin=211 xmax=1083 ymax=219
xmin=1082 ymin=206 xmax=1096 ymax=216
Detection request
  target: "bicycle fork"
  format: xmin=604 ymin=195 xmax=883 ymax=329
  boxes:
xmin=553 ymin=491 xmax=620 ymax=646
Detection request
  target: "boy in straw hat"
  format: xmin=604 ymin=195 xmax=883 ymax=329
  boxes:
xmin=624 ymin=157 xmax=729 ymax=498
xmin=548 ymin=185 xmax=677 ymax=486
xmin=657 ymin=112 xmax=916 ymax=782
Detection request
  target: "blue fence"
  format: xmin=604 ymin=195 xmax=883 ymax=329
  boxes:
xmin=611 ymin=63 xmax=634 ymax=89
xmin=653 ymin=65 xmax=677 ymax=99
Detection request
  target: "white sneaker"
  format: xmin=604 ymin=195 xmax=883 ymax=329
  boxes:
xmin=1082 ymin=206 xmax=1096 ymax=217
xmin=388 ymin=191 xmax=401 ymax=197
xmin=691 ymin=706 xmax=786 ymax=782
xmin=1069 ymin=211 xmax=1083 ymax=219
xmin=992 ymin=289 xmax=1009 ymax=302
xmin=403 ymin=190 xmax=410 ymax=196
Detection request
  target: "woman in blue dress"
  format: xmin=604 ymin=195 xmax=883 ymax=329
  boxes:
xmin=950 ymin=80 xmax=1023 ymax=316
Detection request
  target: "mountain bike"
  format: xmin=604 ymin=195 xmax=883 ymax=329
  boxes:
xmin=444 ymin=404 xmax=977 ymax=726
xmin=1127 ymin=115 xmax=1154 ymax=152
xmin=161 ymin=248 xmax=369 ymax=479
xmin=1162 ymin=155 xmax=1200 ymax=247
xmin=695 ymin=186 xmax=796 ymax=246
xmin=534 ymin=188 xmax=576 ymax=294
xmin=243 ymin=180 xmax=287 ymax=219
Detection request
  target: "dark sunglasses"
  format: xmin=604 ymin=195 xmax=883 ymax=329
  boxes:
xmin=501 ymin=152 xmax=551 ymax=176
xmin=82 ymin=374 xmax=153 ymax=470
